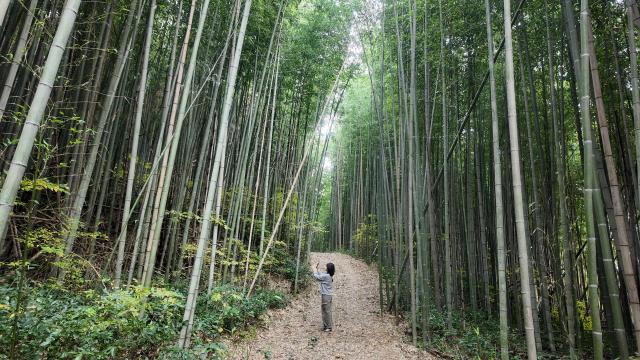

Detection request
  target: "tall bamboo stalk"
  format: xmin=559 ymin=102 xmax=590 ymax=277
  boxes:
xmin=484 ymin=0 xmax=507 ymax=357
xmin=502 ymin=0 xmax=536 ymax=357
xmin=177 ymin=0 xmax=252 ymax=347
xmin=586 ymin=18 xmax=636 ymax=354
xmin=579 ymin=1 xmax=602 ymax=357
xmin=114 ymin=0 xmax=157 ymax=288
xmin=141 ymin=0 xmax=198 ymax=287
xmin=438 ymin=0 xmax=452 ymax=331
xmin=0 ymin=0 xmax=39 ymax=121
xmin=61 ymin=0 xmax=140 ymax=264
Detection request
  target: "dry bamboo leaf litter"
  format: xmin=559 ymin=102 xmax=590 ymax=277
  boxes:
xmin=226 ymin=252 xmax=435 ymax=360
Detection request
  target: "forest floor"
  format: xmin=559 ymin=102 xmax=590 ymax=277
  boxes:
xmin=226 ymin=252 xmax=434 ymax=359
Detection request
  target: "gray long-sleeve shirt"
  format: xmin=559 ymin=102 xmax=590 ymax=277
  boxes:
xmin=313 ymin=272 xmax=333 ymax=296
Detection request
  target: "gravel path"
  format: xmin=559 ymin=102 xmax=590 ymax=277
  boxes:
xmin=227 ymin=252 xmax=433 ymax=359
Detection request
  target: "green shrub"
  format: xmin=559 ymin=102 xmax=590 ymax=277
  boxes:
xmin=268 ymin=247 xmax=313 ymax=292
xmin=158 ymin=342 xmax=227 ymax=360
xmin=194 ymin=285 xmax=288 ymax=338
xmin=0 ymin=283 xmax=286 ymax=359
xmin=0 ymin=285 xmax=184 ymax=359
xmin=425 ymin=308 xmax=529 ymax=359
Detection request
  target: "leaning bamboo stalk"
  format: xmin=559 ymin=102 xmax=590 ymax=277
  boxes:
xmin=141 ymin=0 xmax=198 ymax=287
xmin=243 ymin=68 xmax=276 ymax=291
xmin=61 ymin=0 xmax=140 ymax=264
xmin=177 ymin=0 xmax=252 ymax=347
xmin=247 ymin=62 xmax=346 ymax=298
xmin=587 ymin=19 xmax=637 ymax=353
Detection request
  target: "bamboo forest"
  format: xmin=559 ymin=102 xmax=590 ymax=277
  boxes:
xmin=5 ymin=0 xmax=640 ymax=358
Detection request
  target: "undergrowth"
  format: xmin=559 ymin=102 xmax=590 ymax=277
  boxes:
xmin=423 ymin=307 xmax=599 ymax=359
xmin=425 ymin=308 xmax=529 ymax=359
xmin=268 ymin=247 xmax=313 ymax=293
xmin=0 ymin=282 xmax=288 ymax=359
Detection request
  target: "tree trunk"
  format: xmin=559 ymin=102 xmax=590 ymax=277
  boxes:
xmin=177 ymin=0 xmax=251 ymax=347
xmin=114 ymin=0 xmax=157 ymax=288
xmin=502 ymin=0 xmax=537 ymax=357
xmin=484 ymin=0 xmax=508 ymax=356
xmin=579 ymin=1 xmax=603 ymax=357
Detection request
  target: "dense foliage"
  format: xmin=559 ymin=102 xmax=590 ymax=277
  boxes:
xmin=0 ymin=0 xmax=354 ymax=355
xmin=0 ymin=282 xmax=286 ymax=359
xmin=321 ymin=0 xmax=640 ymax=358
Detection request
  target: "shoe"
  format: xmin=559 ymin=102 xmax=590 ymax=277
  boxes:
xmin=323 ymin=328 xmax=332 ymax=332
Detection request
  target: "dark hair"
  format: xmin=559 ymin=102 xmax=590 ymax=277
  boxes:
xmin=326 ymin=263 xmax=335 ymax=278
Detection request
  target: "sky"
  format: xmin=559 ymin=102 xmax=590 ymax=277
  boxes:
xmin=316 ymin=0 xmax=384 ymax=172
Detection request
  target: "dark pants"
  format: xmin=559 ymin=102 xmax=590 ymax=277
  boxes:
xmin=321 ymin=294 xmax=333 ymax=329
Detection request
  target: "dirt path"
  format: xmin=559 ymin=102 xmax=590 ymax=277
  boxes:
xmin=227 ymin=252 xmax=433 ymax=359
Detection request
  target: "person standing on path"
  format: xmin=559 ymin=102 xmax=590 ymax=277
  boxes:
xmin=314 ymin=262 xmax=335 ymax=332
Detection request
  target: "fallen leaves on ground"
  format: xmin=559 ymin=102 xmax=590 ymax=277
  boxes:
xmin=226 ymin=252 xmax=435 ymax=360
